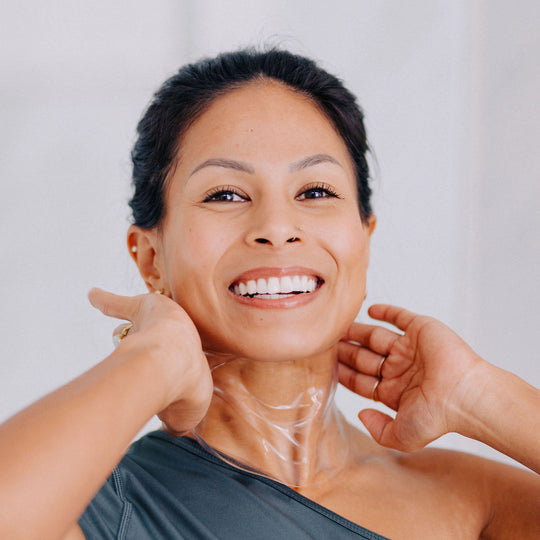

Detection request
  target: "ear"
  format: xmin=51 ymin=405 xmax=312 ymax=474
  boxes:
xmin=368 ymin=214 xmax=377 ymax=238
xmin=362 ymin=214 xmax=377 ymax=267
xmin=127 ymin=225 xmax=165 ymax=293
xmin=366 ymin=214 xmax=377 ymax=238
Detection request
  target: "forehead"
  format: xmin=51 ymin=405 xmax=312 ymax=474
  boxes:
xmin=175 ymin=80 xmax=353 ymax=174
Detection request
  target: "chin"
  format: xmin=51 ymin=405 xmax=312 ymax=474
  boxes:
xmin=195 ymin=293 xmax=364 ymax=363
xmin=202 ymin=328 xmax=340 ymax=364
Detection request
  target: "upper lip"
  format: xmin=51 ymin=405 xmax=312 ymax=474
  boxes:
xmin=229 ymin=266 xmax=324 ymax=288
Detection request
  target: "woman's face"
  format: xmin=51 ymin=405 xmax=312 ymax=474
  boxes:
xmin=149 ymin=81 xmax=374 ymax=362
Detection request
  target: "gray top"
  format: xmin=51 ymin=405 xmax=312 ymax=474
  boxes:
xmin=79 ymin=430 xmax=390 ymax=539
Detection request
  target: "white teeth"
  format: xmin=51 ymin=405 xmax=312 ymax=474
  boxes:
xmin=257 ymin=293 xmax=296 ymax=299
xmin=233 ymin=275 xmax=320 ymax=297
xmin=291 ymin=275 xmax=302 ymax=290
xmin=280 ymin=275 xmax=293 ymax=293
xmin=267 ymin=277 xmax=280 ymax=294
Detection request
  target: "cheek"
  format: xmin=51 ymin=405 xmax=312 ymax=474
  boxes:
xmin=324 ymin=218 xmax=370 ymax=312
xmin=174 ymin=215 xmax=228 ymax=265
xmin=319 ymin=214 xmax=369 ymax=269
xmin=163 ymin=217 xmax=229 ymax=300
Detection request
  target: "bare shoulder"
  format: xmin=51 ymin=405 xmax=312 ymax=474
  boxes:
xmin=61 ymin=524 xmax=86 ymax=539
xmin=399 ymin=447 xmax=540 ymax=539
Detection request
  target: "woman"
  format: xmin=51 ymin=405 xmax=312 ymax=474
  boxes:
xmin=0 ymin=49 xmax=538 ymax=540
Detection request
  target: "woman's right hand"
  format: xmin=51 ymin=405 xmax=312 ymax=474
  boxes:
xmin=88 ymin=288 xmax=213 ymax=435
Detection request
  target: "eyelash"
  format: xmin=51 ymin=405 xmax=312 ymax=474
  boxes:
xmin=296 ymin=182 xmax=342 ymax=200
xmin=202 ymin=182 xmax=342 ymax=203
xmin=203 ymin=185 xmax=248 ymax=203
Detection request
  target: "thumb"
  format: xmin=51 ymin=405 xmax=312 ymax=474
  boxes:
xmin=88 ymin=288 xmax=139 ymax=321
xmin=358 ymin=408 xmax=400 ymax=449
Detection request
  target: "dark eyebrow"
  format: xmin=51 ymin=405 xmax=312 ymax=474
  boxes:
xmin=289 ymin=154 xmax=343 ymax=172
xmin=189 ymin=158 xmax=255 ymax=178
xmin=189 ymin=153 xmax=342 ymax=179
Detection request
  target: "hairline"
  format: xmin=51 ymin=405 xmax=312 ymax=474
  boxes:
xmin=154 ymin=76 xmax=363 ymax=234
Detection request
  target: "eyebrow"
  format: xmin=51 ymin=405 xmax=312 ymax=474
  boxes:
xmin=289 ymin=153 xmax=343 ymax=172
xmin=188 ymin=153 xmax=342 ymax=178
xmin=189 ymin=158 xmax=255 ymax=178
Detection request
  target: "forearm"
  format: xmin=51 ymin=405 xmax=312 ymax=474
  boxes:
xmin=456 ymin=361 xmax=540 ymax=473
xmin=0 ymin=340 xmax=166 ymax=540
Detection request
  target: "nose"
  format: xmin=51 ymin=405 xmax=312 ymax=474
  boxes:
xmin=244 ymin=200 xmax=303 ymax=247
xmin=254 ymin=235 xmax=300 ymax=245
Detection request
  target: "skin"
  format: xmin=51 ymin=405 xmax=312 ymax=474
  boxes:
xmin=0 ymin=80 xmax=538 ymax=540
xmin=129 ymin=80 xmax=375 ymax=485
xmin=135 ymin=80 xmax=373 ymax=364
xmin=120 ymin=81 xmax=540 ymax=537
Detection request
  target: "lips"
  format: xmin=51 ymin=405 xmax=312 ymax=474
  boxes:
xmin=229 ymin=267 xmax=323 ymax=300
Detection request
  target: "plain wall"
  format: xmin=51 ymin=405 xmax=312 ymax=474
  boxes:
xmin=1 ymin=0 xmax=539 ymax=467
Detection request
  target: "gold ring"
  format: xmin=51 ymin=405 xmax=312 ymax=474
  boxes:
xmin=119 ymin=323 xmax=133 ymax=341
xmin=371 ymin=378 xmax=381 ymax=402
xmin=377 ymin=355 xmax=387 ymax=379
xmin=113 ymin=323 xmax=133 ymax=347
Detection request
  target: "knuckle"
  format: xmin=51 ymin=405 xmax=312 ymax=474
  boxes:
xmin=101 ymin=303 xmax=114 ymax=318
xmin=348 ymin=371 xmax=357 ymax=393
xmin=353 ymin=348 xmax=363 ymax=368
xmin=369 ymin=327 xmax=385 ymax=349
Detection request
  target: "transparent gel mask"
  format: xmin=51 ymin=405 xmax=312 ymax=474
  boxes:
xmin=190 ymin=351 xmax=353 ymax=488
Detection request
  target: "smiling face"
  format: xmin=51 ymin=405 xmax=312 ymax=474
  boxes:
xmin=134 ymin=80 xmax=374 ymax=362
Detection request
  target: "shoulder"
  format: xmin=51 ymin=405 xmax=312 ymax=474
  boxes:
xmin=398 ymin=445 xmax=501 ymax=478
xmin=398 ymin=447 xmax=540 ymax=539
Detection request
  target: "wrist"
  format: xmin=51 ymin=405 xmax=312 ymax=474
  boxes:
xmin=445 ymin=356 xmax=498 ymax=439
xmin=113 ymin=335 xmax=177 ymax=412
xmin=450 ymin=359 xmax=540 ymax=471
xmin=448 ymin=358 xmax=528 ymax=444
xmin=118 ymin=330 xmax=210 ymax=414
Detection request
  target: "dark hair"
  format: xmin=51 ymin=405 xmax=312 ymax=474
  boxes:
xmin=129 ymin=48 xmax=372 ymax=227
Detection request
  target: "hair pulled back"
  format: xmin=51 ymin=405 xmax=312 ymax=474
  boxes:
xmin=130 ymin=48 xmax=372 ymax=228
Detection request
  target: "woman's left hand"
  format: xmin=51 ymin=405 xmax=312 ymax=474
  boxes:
xmin=338 ymin=304 xmax=484 ymax=452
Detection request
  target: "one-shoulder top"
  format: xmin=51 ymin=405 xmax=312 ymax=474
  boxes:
xmin=79 ymin=430 xmax=390 ymax=539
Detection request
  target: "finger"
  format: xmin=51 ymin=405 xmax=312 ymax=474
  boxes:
xmin=337 ymin=341 xmax=386 ymax=377
xmin=338 ymin=362 xmax=379 ymax=399
xmin=88 ymin=288 xmax=140 ymax=322
xmin=368 ymin=304 xmax=418 ymax=332
xmin=358 ymin=409 xmax=401 ymax=449
xmin=342 ymin=321 xmax=399 ymax=354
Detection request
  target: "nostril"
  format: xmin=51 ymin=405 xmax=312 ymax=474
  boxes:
xmin=255 ymin=238 xmax=270 ymax=244
xmin=287 ymin=236 xmax=299 ymax=243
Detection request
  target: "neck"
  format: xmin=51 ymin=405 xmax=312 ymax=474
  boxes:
xmin=192 ymin=346 xmax=352 ymax=487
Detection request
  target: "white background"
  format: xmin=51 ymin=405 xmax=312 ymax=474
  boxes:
xmin=1 ymin=1 xmax=539 ymax=467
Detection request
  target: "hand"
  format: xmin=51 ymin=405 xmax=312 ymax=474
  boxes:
xmin=338 ymin=304 xmax=484 ymax=452
xmin=88 ymin=288 xmax=213 ymax=435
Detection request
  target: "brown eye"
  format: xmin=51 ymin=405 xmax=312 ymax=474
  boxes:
xmin=203 ymin=187 xmax=248 ymax=203
xmin=297 ymin=183 xmax=341 ymax=200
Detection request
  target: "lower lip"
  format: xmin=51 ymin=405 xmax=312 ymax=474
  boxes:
xmin=229 ymin=284 xmax=323 ymax=309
